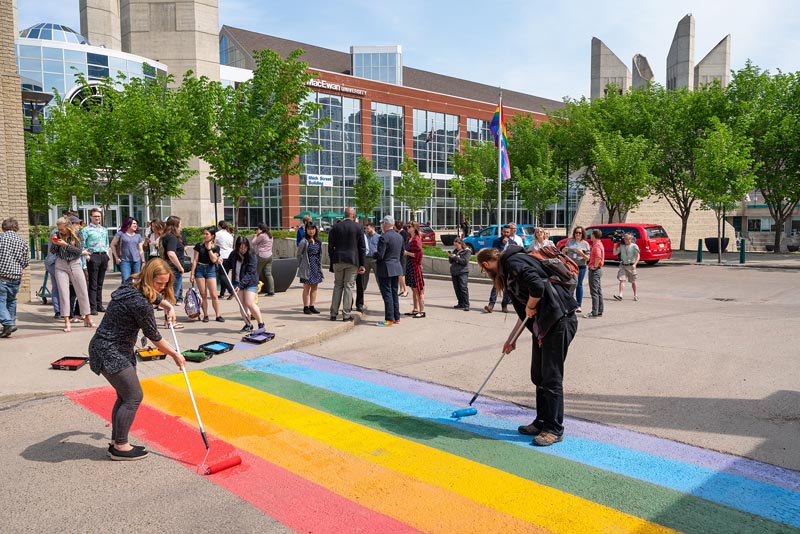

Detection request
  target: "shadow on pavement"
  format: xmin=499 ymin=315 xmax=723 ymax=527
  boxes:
xmin=21 ymin=431 xmax=108 ymax=463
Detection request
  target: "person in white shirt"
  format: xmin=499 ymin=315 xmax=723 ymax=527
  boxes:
xmin=613 ymin=233 xmax=641 ymax=301
xmin=508 ymin=222 xmax=524 ymax=247
xmin=215 ymin=221 xmax=235 ymax=299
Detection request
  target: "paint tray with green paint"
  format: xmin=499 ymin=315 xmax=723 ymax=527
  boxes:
xmin=182 ymin=350 xmax=212 ymax=363
xmin=198 ymin=341 xmax=234 ymax=355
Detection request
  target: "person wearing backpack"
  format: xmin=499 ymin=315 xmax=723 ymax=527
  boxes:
xmin=477 ymin=244 xmax=578 ymax=446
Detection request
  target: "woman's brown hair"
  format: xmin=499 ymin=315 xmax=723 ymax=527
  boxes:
xmin=131 ymin=258 xmax=175 ymax=304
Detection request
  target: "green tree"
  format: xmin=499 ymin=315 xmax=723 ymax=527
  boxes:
xmin=451 ymin=140 xmax=504 ymax=223
xmin=43 ymin=78 xmax=134 ymax=212
xmin=116 ymin=71 xmax=201 ymax=218
xmin=728 ymin=62 xmax=800 ymax=253
xmin=23 ymin=131 xmax=52 ymax=243
xmin=693 ymin=118 xmax=757 ymax=263
xmin=192 ymin=48 xmax=326 ymax=234
xmin=353 ymin=157 xmax=383 ymax=223
xmin=507 ymin=117 xmax=564 ymax=225
xmin=640 ymin=84 xmax=731 ymax=250
xmin=587 ymin=131 xmax=655 ymax=223
xmin=393 ymin=155 xmax=433 ymax=221
xmin=449 ymin=143 xmax=487 ymax=226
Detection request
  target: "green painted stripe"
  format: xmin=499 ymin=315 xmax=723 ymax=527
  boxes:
xmin=206 ymin=365 xmax=797 ymax=534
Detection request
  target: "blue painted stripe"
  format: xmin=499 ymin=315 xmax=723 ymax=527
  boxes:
xmin=240 ymin=355 xmax=800 ymax=528
xmin=274 ymin=350 xmax=800 ymax=493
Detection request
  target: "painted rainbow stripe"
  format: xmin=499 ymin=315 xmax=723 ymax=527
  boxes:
xmin=68 ymin=351 xmax=800 ymax=533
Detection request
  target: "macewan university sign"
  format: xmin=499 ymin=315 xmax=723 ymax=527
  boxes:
xmin=306 ymin=78 xmax=367 ymax=96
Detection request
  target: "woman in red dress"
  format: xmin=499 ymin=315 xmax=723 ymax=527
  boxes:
xmin=403 ymin=222 xmax=426 ymax=318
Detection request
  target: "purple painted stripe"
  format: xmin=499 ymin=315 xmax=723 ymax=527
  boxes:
xmin=270 ymin=350 xmax=800 ymax=492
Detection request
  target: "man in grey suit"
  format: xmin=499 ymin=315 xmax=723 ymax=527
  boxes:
xmin=328 ymin=207 xmax=366 ymax=321
xmin=373 ymin=215 xmax=404 ymax=326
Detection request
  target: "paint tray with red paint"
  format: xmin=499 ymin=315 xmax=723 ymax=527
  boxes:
xmin=136 ymin=347 xmax=167 ymax=361
xmin=197 ymin=341 xmax=234 ymax=355
xmin=51 ymin=356 xmax=88 ymax=371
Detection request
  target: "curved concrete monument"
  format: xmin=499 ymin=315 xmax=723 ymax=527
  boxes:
xmin=590 ymin=37 xmax=631 ymax=100
xmin=632 ymin=54 xmax=654 ymax=90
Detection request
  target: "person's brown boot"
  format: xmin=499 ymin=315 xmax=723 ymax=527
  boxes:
xmin=533 ymin=431 xmax=563 ymax=447
xmin=517 ymin=421 xmax=542 ymax=436
xmin=483 ymin=305 xmax=493 ymax=313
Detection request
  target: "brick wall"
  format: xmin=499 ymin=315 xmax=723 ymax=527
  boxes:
xmin=0 ymin=0 xmax=31 ymax=302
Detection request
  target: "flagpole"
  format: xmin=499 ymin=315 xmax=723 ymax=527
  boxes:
xmin=496 ymin=91 xmax=503 ymax=237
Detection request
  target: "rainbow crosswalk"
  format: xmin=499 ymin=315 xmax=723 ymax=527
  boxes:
xmin=68 ymin=350 xmax=800 ymax=534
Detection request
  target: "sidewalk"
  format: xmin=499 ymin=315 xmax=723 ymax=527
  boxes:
xmin=2 ymin=261 xmax=376 ymax=400
xmin=664 ymin=249 xmax=800 ymax=269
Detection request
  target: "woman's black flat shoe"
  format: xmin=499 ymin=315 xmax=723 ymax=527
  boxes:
xmin=107 ymin=446 xmax=149 ymax=461
xmin=404 ymin=310 xmax=419 ymax=316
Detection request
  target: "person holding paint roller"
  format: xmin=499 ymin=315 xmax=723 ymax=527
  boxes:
xmin=88 ymin=258 xmax=185 ymax=460
xmin=476 ymin=245 xmax=578 ymax=447
xmin=220 ymin=236 xmax=264 ymax=332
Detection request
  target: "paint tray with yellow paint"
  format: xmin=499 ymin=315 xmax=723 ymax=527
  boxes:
xmin=136 ymin=347 xmax=167 ymax=361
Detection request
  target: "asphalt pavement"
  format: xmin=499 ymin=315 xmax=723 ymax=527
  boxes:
xmin=1 ymin=252 xmax=798 ymax=533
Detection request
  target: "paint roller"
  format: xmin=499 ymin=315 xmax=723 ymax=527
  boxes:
xmin=168 ymin=323 xmax=242 ymax=475
xmin=451 ymin=318 xmax=531 ymax=418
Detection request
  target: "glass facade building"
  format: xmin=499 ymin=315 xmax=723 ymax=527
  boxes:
xmin=16 ymin=24 xmax=166 ymax=103
xmin=16 ymin=23 xmax=169 ymax=226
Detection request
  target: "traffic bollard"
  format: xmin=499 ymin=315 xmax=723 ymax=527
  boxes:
xmin=696 ymin=239 xmax=703 ymax=263
xmin=739 ymin=240 xmax=746 ymax=264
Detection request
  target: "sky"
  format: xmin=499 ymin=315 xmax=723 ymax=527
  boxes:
xmin=16 ymin=0 xmax=800 ymax=102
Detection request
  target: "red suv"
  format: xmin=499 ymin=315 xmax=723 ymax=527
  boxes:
xmin=557 ymin=223 xmax=672 ymax=265
xmin=419 ymin=225 xmax=437 ymax=246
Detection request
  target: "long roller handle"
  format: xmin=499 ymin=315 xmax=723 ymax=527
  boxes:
xmin=468 ymin=318 xmax=530 ymax=406
xmin=219 ymin=263 xmax=252 ymax=328
xmin=170 ymin=324 xmax=210 ymax=450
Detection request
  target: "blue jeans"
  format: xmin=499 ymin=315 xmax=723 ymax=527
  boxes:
xmin=46 ymin=259 xmax=60 ymax=315
xmin=0 ymin=279 xmax=21 ymax=327
xmin=119 ymin=260 xmax=141 ymax=283
xmin=575 ymin=266 xmax=587 ymax=306
xmin=378 ymin=276 xmax=400 ymax=322
xmin=488 ymin=286 xmax=511 ymax=308
xmin=173 ymin=270 xmax=184 ymax=303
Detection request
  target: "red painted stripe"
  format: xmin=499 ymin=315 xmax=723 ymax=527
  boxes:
xmin=67 ymin=387 xmax=420 ymax=534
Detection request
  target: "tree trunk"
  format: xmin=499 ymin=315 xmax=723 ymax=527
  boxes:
xmin=679 ymin=214 xmax=690 ymax=251
xmin=773 ymin=225 xmax=782 ymax=254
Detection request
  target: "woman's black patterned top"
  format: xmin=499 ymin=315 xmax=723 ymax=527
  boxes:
xmin=88 ymin=281 xmax=163 ymax=375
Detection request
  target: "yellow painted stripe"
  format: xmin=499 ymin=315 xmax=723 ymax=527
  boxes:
xmin=143 ymin=377 xmax=549 ymax=534
xmin=150 ymin=372 xmax=677 ymax=534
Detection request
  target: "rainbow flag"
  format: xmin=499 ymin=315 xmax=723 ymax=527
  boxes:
xmin=490 ymin=104 xmax=511 ymax=180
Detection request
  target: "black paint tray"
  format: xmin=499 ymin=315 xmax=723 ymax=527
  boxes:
xmin=197 ymin=341 xmax=234 ymax=355
xmin=51 ymin=356 xmax=88 ymax=371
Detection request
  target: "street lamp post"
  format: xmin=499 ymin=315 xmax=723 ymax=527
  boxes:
xmin=21 ymin=90 xmax=53 ymax=134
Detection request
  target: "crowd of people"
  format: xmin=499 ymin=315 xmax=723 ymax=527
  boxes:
xmin=0 ymin=208 xmax=648 ymax=452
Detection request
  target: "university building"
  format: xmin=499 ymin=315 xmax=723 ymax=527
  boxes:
xmin=16 ymin=0 xmax=572 ymax=233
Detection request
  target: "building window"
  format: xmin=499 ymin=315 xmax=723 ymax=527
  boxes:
xmin=413 ymin=109 xmax=459 ymax=175
xmin=466 ymin=117 xmax=492 ymax=144
xmin=219 ymin=34 xmax=246 ymax=68
xmin=351 ymin=46 xmax=402 ymax=85
xmin=299 ymin=93 xmax=363 ymax=215
xmin=371 ymin=102 xmax=403 ymax=171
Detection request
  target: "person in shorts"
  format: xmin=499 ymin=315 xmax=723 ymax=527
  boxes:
xmin=613 ymin=233 xmax=640 ymax=301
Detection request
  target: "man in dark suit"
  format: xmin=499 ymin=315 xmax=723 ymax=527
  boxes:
xmin=373 ymin=215 xmax=404 ymax=326
xmin=327 ymin=207 xmax=366 ymax=321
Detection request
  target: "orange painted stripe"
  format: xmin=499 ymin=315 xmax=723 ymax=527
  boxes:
xmin=141 ymin=377 xmax=551 ymax=534
xmin=149 ymin=372 xmax=677 ymax=533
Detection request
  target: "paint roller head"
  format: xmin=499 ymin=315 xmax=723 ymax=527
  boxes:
xmin=203 ymin=455 xmax=242 ymax=475
xmin=451 ymin=408 xmax=478 ymax=419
